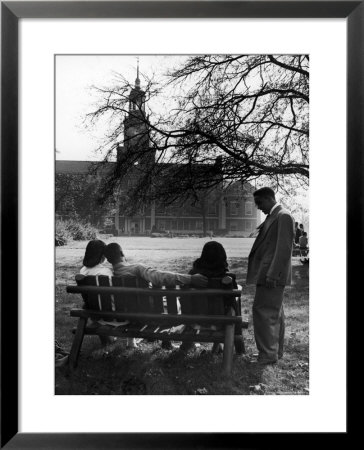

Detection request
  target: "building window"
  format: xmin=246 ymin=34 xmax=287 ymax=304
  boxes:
xmin=158 ymin=220 xmax=165 ymax=231
xmin=196 ymin=220 xmax=203 ymax=230
xmin=245 ymin=221 xmax=252 ymax=232
xmin=245 ymin=201 xmax=253 ymax=216
xmin=230 ymin=201 xmax=240 ymax=216
xmin=208 ymin=202 xmax=218 ymax=215
xmin=156 ymin=204 xmax=166 ymax=214
xmin=208 ymin=219 xmax=218 ymax=231
xmin=230 ymin=221 xmax=238 ymax=231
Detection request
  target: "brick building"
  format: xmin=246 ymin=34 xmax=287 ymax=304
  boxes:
xmin=56 ymin=70 xmax=260 ymax=236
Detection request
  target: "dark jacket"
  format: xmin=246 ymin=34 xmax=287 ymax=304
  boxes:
xmin=189 ymin=260 xmax=238 ymax=313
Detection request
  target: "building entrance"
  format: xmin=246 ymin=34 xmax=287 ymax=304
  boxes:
xmin=130 ymin=221 xmax=140 ymax=234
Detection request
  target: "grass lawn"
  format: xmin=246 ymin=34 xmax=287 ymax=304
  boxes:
xmin=55 ymin=236 xmax=309 ymax=395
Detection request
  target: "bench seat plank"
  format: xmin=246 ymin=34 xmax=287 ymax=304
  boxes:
xmin=67 ymin=285 xmax=242 ymax=297
xmin=70 ymin=309 xmax=246 ymax=326
xmin=81 ymin=324 xmax=243 ymax=344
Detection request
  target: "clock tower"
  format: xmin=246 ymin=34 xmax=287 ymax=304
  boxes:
xmin=123 ymin=62 xmax=153 ymax=166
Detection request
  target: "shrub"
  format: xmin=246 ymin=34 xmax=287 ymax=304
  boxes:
xmin=55 ymin=220 xmax=71 ymax=246
xmin=55 ymin=219 xmax=98 ymax=245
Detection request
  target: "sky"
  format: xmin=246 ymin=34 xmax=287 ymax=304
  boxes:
xmin=55 ymin=55 xmax=188 ymax=161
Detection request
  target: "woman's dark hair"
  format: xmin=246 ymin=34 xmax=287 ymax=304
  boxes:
xmin=192 ymin=241 xmax=228 ymax=275
xmin=82 ymin=240 xmax=106 ymax=268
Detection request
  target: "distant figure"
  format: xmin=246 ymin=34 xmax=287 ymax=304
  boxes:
xmin=299 ymin=231 xmax=308 ymax=250
xmin=246 ymin=187 xmax=295 ymax=365
xmin=294 ymin=221 xmax=302 ymax=245
xmin=299 ymin=231 xmax=309 ymax=261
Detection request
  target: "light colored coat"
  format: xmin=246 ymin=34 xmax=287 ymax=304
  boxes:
xmin=247 ymin=205 xmax=295 ymax=286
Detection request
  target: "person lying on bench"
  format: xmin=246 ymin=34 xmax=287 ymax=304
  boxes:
xmin=104 ymin=242 xmax=208 ymax=288
xmin=104 ymin=242 xmax=208 ymax=350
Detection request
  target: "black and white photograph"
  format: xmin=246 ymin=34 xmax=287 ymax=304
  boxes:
xmin=55 ymin=54 xmax=309 ymax=396
xmin=2 ymin=0 xmax=354 ymax=443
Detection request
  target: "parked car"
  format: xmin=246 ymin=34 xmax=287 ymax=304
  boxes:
xmin=150 ymin=230 xmax=168 ymax=238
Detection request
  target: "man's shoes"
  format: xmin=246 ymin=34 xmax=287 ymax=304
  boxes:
xmin=250 ymin=353 xmax=278 ymax=365
xmin=251 ymin=357 xmax=278 ymax=366
xmin=259 ymin=359 xmax=277 ymax=365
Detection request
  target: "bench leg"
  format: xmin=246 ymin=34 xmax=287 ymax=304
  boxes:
xmin=69 ymin=317 xmax=87 ymax=369
xmin=222 ymin=307 xmax=236 ymax=375
xmin=234 ymin=336 xmax=245 ymax=355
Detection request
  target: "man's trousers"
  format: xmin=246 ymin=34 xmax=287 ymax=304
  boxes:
xmin=252 ymin=285 xmax=285 ymax=363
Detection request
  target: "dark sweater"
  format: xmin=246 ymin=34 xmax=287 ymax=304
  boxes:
xmin=189 ymin=259 xmax=238 ymax=313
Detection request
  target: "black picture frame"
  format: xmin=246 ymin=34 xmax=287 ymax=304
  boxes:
xmin=1 ymin=1 xmax=356 ymax=448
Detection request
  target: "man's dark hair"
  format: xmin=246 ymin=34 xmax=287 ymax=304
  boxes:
xmin=299 ymin=224 xmax=304 ymax=229
xmin=253 ymin=187 xmax=276 ymax=199
xmin=104 ymin=242 xmax=124 ymax=265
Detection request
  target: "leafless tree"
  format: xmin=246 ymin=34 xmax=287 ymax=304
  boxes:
xmin=85 ymin=55 xmax=309 ymax=212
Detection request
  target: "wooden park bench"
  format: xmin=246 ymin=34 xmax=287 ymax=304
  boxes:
xmin=66 ymin=274 xmax=249 ymax=375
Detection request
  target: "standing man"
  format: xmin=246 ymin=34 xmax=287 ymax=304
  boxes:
xmin=247 ymin=187 xmax=295 ymax=364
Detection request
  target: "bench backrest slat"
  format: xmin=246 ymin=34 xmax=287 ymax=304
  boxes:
xmin=150 ymin=287 xmax=165 ymax=314
xmin=72 ymin=275 xmax=238 ymax=317
xmin=135 ymin=277 xmax=152 ymax=312
xmin=164 ymin=284 xmax=179 ymax=314
xmin=111 ymin=276 xmax=127 ymax=312
xmin=179 ymin=287 xmax=193 ymax=315
xmin=76 ymin=275 xmax=99 ymax=310
xmin=98 ymin=275 xmax=113 ymax=312
xmin=206 ymin=278 xmax=227 ymax=315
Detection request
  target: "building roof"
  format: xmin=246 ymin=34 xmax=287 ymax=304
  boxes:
xmin=55 ymin=160 xmax=255 ymax=195
xmin=55 ymin=160 xmax=115 ymax=175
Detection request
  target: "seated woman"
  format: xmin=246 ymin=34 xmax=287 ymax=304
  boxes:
xmin=80 ymin=239 xmax=113 ymax=276
xmin=78 ymin=239 xmax=115 ymax=346
xmin=181 ymin=241 xmax=239 ymax=353
xmin=189 ymin=241 xmax=236 ymax=282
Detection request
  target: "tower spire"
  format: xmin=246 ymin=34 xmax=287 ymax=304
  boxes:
xmin=135 ymin=57 xmax=140 ymax=89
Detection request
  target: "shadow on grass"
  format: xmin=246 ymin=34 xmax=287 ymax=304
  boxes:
xmin=56 ymin=257 xmax=309 ymax=395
